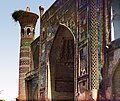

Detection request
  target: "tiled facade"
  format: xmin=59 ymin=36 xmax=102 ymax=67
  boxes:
xmin=38 ymin=0 xmax=110 ymax=100
xmin=14 ymin=0 xmax=120 ymax=101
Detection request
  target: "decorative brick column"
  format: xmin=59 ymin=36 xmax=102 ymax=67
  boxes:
xmin=89 ymin=0 xmax=99 ymax=100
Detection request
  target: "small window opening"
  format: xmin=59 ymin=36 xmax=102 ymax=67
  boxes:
xmin=27 ymin=28 xmax=31 ymax=35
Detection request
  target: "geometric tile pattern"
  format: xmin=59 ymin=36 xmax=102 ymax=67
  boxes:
xmin=89 ymin=0 xmax=99 ymax=90
xmin=20 ymin=59 xmax=30 ymax=66
xmin=20 ymin=52 xmax=30 ymax=57
xmin=20 ymin=48 xmax=29 ymax=52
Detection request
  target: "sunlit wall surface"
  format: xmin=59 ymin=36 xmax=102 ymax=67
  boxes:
xmin=111 ymin=0 xmax=120 ymax=40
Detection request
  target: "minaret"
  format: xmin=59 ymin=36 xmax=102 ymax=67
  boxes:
xmin=14 ymin=7 xmax=39 ymax=101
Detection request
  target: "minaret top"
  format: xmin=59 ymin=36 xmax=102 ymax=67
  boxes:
xmin=26 ymin=7 xmax=30 ymax=12
xmin=12 ymin=7 xmax=39 ymax=28
xmin=39 ymin=6 xmax=44 ymax=17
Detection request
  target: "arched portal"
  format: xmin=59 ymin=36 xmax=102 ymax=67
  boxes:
xmin=49 ymin=24 xmax=75 ymax=101
xmin=112 ymin=61 xmax=120 ymax=100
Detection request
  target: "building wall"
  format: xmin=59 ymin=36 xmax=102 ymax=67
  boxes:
xmin=105 ymin=38 xmax=120 ymax=100
xmin=39 ymin=0 xmax=110 ymax=100
xmin=77 ymin=0 xmax=89 ymax=93
xmin=39 ymin=0 xmax=77 ymax=100
xmin=15 ymin=0 xmax=120 ymax=101
xmin=25 ymin=37 xmax=40 ymax=101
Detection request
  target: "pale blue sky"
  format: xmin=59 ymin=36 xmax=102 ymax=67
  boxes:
xmin=0 ymin=0 xmax=55 ymax=100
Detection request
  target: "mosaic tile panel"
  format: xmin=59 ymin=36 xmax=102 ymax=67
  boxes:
xmin=89 ymin=0 xmax=99 ymax=90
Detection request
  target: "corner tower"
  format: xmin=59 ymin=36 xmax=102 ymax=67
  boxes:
xmin=12 ymin=7 xmax=39 ymax=101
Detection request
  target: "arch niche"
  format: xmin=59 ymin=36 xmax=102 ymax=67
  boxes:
xmin=112 ymin=60 xmax=120 ymax=100
xmin=49 ymin=24 xmax=75 ymax=101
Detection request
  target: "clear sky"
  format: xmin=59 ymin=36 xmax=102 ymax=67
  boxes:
xmin=0 ymin=0 xmax=55 ymax=101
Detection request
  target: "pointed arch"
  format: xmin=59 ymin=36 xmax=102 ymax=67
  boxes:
xmin=27 ymin=28 xmax=31 ymax=35
xmin=112 ymin=59 xmax=120 ymax=100
xmin=49 ymin=24 xmax=75 ymax=100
